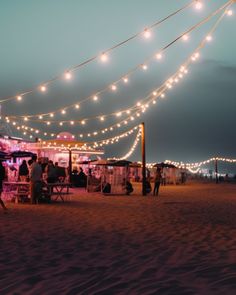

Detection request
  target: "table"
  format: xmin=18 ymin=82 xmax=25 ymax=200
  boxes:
xmin=3 ymin=181 xmax=30 ymax=203
xmin=46 ymin=182 xmax=71 ymax=202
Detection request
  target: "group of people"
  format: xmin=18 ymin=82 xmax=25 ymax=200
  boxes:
xmin=0 ymin=156 xmax=68 ymax=210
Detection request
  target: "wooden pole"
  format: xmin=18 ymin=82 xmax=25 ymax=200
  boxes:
xmin=215 ymin=158 xmax=219 ymax=184
xmin=141 ymin=122 xmax=146 ymax=196
xmin=69 ymin=149 xmax=72 ymax=183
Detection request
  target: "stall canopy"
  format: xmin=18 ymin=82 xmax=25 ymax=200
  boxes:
xmin=154 ymin=162 xmax=176 ymax=168
xmin=9 ymin=151 xmax=36 ymax=158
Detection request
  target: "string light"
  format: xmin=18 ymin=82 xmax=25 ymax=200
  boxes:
xmin=226 ymin=9 xmax=233 ymax=16
xmin=182 ymin=34 xmax=189 ymax=41
xmin=156 ymin=53 xmax=163 ymax=60
xmin=17 ymin=95 xmax=22 ymax=101
xmin=6 ymin=3 xmax=230 ymax=119
xmin=143 ymin=28 xmax=152 ymax=39
xmin=1 ymin=1 xmax=231 ymax=107
xmin=100 ymin=52 xmax=109 ymax=62
xmin=206 ymin=35 xmax=213 ymax=42
xmin=8 ymin=4 xmax=233 ymax=142
xmin=111 ymin=85 xmax=117 ymax=91
xmin=40 ymin=85 xmax=47 ymax=92
xmin=142 ymin=64 xmax=148 ymax=71
xmin=195 ymin=1 xmax=203 ymax=10
xmin=64 ymin=71 xmax=72 ymax=80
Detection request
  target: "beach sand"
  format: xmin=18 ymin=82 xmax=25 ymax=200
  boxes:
xmin=1 ymin=182 xmax=236 ymax=294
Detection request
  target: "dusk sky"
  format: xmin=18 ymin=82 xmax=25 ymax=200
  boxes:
xmin=0 ymin=0 xmax=235 ymax=166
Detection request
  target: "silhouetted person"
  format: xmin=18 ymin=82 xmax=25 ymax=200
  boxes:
xmin=0 ymin=161 xmax=7 ymax=211
xmin=153 ymin=168 xmax=162 ymax=196
xmin=30 ymin=155 xmax=42 ymax=204
xmin=19 ymin=160 xmax=29 ymax=181
xmin=122 ymin=178 xmax=133 ymax=195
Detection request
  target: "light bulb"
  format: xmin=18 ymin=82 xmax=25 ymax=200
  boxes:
xmin=156 ymin=53 xmax=163 ymax=60
xmin=111 ymin=85 xmax=117 ymax=91
xmin=17 ymin=95 xmax=22 ymax=101
xmin=65 ymin=71 xmax=72 ymax=80
xmin=50 ymin=113 xmax=54 ymax=117
xmin=100 ymin=52 xmax=108 ymax=62
xmin=123 ymin=77 xmax=129 ymax=83
xmin=182 ymin=34 xmax=189 ymax=41
xmin=195 ymin=1 xmax=203 ymax=10
xmin=143 ymin=28 xmax=151 ymax=39
xmin=226 ymin=10 xmax=233 ymax=16
xmin=206 ymin=35 xmax=212 ymax=42
xmin=142 ymin=64 xmax=148 ymax=71
xmin=40 ymin=85 xmax=47 ymax=92
xmin=93 ymin=95 xmax=98 ymax=101
xmin=75 ymin=104 xmax=80 ymax=109
xmin=61 ymin=109 xmax=66 ymax=115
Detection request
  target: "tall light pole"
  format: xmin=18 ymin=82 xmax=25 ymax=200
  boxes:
xmin=141 ymin=122 xmax=146 ymax=196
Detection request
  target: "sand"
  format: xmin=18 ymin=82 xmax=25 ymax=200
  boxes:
xmin=1 ymin=182 xmax=236 ymax=295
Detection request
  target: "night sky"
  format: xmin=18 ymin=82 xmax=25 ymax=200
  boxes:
xmin=0 ymin=0 xmax=235 ymax=167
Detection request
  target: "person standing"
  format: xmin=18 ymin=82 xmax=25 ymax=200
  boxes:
xmin=153 ymin=168 xmax=162 ymax=196
xmin=30 ymin=155 xmax=42 ymax=204
xmin=0 ymin=161 xmax=7 ymax=211
xmin=19 ymin=160 xmax=29 ymax=181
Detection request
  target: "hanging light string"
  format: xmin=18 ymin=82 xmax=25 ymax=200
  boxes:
xmin=0 ymin=0 xmax=197 ymax=104
xmin=164 ymin=157 xmax=236 ymax=169
xmin=6 ymin=4 xmax=233 ymax=141
xmin=37 ymin=125 xmax=140 ymax=151
xmin=6 ymin=1 xmax=233 ymax=120
xmin=109 ymin=127 xmax=142 ymax=160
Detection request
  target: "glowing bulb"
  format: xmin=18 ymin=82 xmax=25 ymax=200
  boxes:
xmin=61 ymin=109 xmax=66 ymax=115
xmin=40 ymin=85 xmax=47 ymax=92
xmin=156 ymin=53 xmax=163 ymax=60
xmin=126 ymin=110 xmax=131 ymax=114
xmin=75 ymin=104 xmax=80 ymax=109
xmin=39 ymin=115 xmax=43 ymax=119
xmin=100 ymin=116 xmax=104 ymax=121
xmin=70 ymin=121 xmax=74 ymax=125
xmin=206 ymin=35 xmax=212 ymax=42
xmin=195 ymin=52 xmax=200 ymax=58
xmin=17 ymin=95 xmax=22 ymax=101
xmin=93 ymin=95 xmax=98 ymax=101
xmin=50 ymin=113 xmax=54 ymax=117
xmin=81 ymin=120 xmax=86 ymax=125
xmin=46 ymin=121 xmax=51 ymax=125
xmin=65 ymin=71 xmax=72 ymax=80
xmin=152 ymin=100 xmax=156 ymax=104
xmin=111 ymin=85 xmax=117 ymax=91
xmin=137 ymin=102 xmax=141 ymax=107
xmin=182 ymin=34 xmax=189 ymax=41
xmin=24 ymin=117 xmax=28 ymax=121
xmin=116 ymin=112 xmax=122 ymax=117
xmin=59 ymin=122 xmax=63 ymax=126
xmin=226 ymin=10 xmax=233 ymax=16
xmin=100 ymin=52 xmax=108 ymax=62
xmin=195 ymin=1 xmax=203 ymax=10
xmin=143 ymin=28 xmax=151 ymax=39
xmin=142 ymin=64 xmax=148 ymax=71
xmin=123 ymin=77 xmax=129 ymax=83
xmin=161 ymin=93 xmax=165 ymax=98
xmin=152 ymin=91 xmax=157 ymax=96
